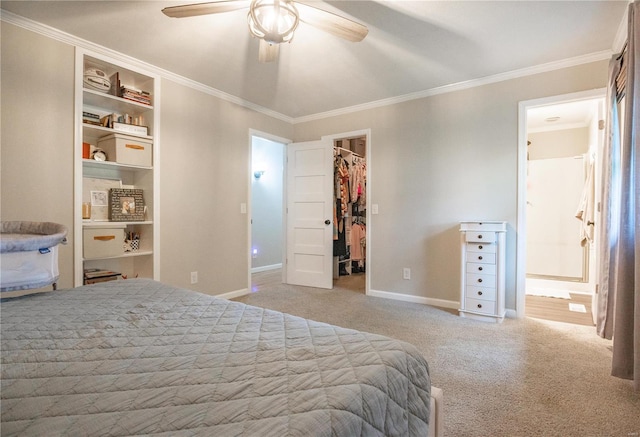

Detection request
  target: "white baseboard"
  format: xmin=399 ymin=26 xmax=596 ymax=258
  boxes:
xmin=368 ymin=289 xmax=459 ymax=310
xmin=368 ymin=289 xmax=519 ymax=318
xmin=251 ymin=263 xmax=282 ymax=274
xmin=218 ymin=288 xmax=250 ymax=300
xmin=220 ymin=285 xmax=517 ymax=319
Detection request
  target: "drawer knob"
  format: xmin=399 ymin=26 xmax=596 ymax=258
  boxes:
xmin=478 ymin=266 xmax=483 ymax=271
xmin=477 ymin=291 xmax=483 ymax=296
xmin=478 ymin=245 xmax=483 ymax=250
xmin=477 ymin=278 xmax=483 ymax=283
xmin=478 ymin=256 xmax=483 ymax=260
xmin=477 ymin=234 xmax=483 ymax=239
xmin=477 ymin=304 xmax=483 ymax=309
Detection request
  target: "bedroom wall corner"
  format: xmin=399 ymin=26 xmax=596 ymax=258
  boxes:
xmin=158 ymin=78 xmax=292 ymax=295
xmin=292 ymin=59 xmax=609 ymax=314
xmin=1 ymin=23 xmax=75 ymax=291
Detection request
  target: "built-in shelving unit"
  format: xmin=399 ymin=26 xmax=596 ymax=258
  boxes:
xmin=74 ymin=49 xmax=160 ymax=286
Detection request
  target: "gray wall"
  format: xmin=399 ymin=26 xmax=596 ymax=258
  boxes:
xmin=528 ymin=127 xmax=589 ymax=160
xmin=1 ymin=22 xmax=293 ymax=296
xmin=1 ymin=24 xmax=75 ymax=291
xmin=293 ymin=61 xmax=608 ymax=310
xmin=2 ymin=20 xmax=609 ymax=310
xmin=159 ymin=79 xmax=291 ymax=294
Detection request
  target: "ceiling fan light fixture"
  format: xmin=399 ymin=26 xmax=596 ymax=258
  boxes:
xmin=248 ymin=0 xmax=299 ymax=44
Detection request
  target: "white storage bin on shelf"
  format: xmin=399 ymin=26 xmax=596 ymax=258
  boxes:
xmin=459 ymin=221 xmax=507 ymax=323
xmin=83 ymin=226 xmax=125 ymax=259
xmin=97 ymin=133 xmax=152 ymax=167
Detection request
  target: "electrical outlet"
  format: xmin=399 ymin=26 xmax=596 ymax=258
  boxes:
xmin=403 ymin=268 xmax=411 ymax=280
xmin=190 ymin=271 xmax=198 ymax=284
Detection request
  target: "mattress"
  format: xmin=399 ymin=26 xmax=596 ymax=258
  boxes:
xmin=1 ymin=279 xmax=431 ymax=436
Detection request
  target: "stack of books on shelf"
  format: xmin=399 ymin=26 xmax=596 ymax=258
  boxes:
xmin=83 ymin=111 xmax=101 ymax=126
xmin=108 ymin=72 xmax=151 ymax=106
xmin=99 ymin=113 xmax=148 ymax=136
xmin=120 ymin=86 xmax=151 ymax=106
xmin=84 ymin=268 xmax=121 ymax=285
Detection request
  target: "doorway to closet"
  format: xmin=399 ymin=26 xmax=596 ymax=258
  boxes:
xmin=273 ymin=129 xmax=371 ymax=293
xmin=333 ymin=135 xmax=367 ymax=294
xmin=518 ymin=91 xmax=605 ymax=326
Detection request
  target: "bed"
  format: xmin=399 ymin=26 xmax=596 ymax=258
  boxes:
xmin=1 ymin=279 xmax=440 ymax=436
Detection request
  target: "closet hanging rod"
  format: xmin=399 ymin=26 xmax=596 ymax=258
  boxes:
xmin=334 ymin=146 xmax=363 ymax=158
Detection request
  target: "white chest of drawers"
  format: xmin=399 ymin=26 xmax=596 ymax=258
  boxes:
xmin=459 ymin=221 xmax=507 ymax=323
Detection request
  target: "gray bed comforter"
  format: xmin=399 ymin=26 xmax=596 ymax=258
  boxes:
xmin=1 ymin=279 xmax=431 ymax=436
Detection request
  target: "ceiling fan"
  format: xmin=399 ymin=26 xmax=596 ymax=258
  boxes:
xmin=162 ymin=0 xmax=368 ymax=62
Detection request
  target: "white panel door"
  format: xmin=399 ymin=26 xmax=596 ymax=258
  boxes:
xmin=286 ymin=139 xmax=333 ymax=289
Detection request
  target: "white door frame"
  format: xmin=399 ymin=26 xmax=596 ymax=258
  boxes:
xmin=516 ymin=89 xmax=605 ymax=318
xmin=247 ymin=129 xmax=291 ymax=291
xmin=321 ymin=129 xmax=372 ymax=296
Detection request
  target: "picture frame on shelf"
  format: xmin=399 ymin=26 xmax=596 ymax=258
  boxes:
xmin=83 ymin=177 xmax=122 ymax=221
xmin=109 ymin=188 xmax=145 ymax=221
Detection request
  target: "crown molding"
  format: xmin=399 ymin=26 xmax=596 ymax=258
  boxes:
xmin=292 ymin=50 xmax=613 ymax=124
xmin=1 ymin=10 xmax=293 ymax=124
xmin=612 ymin=1 xmax=631 ymax=53
xmin=2 ymin=9 xmax=614 ymax=126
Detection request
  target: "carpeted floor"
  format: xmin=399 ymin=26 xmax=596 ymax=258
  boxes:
xmin=234 ymin=272 xmax=640 ymax=436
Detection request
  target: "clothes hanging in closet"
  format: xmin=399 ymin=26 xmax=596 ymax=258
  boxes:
xmin=333 ymin=153 xmax=350 ymax=256
xmin=350 ymin=222 xmax=366 ymax=263
xmin=335 ymin=154 xmax=351 ymax=220
xmin=350 ymin=157 xmax=366 ymax=207
xmin=333 ymin=198 xmax=347 ymax=256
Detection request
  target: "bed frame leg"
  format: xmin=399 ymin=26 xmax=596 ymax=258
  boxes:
xmin=429 ymin=386 xmax=443 ymax=437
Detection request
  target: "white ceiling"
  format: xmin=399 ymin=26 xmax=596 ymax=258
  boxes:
xmin=527 ymin=99 xmax=602 ymax=133
xmin=1 ymin=1 xmax=629 ymax=120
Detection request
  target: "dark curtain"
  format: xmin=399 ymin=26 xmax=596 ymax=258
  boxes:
xmin=597 ymin=0 xmax=639 ymax=392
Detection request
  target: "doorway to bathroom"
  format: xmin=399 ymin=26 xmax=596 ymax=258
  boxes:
xmin=518 ymin=90 xmax=605 ymax=325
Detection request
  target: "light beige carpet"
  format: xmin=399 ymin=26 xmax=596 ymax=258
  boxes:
xmin=234 ymin=274 xmax=640 ymax=436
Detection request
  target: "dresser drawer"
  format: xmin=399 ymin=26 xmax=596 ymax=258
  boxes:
xmin=466 ymin=242 xmax=497 ymax=254
xmin=465 ymin=297 xmax=496 ymax=315
xmin=466 ymin=285 xmax=497 ymax=301
xmin=466 ymin=262 xmax=496 ymax=275
xmin=466 ymin=273 xmax=496 ymax=288
xmin=465 ymin=231 xmax=496 ymax=243
xmin=466 ymin=251 xmax=496 ymax=264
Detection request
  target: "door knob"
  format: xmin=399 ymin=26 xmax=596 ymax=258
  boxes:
xmin=325 ymin=220 xmax=331 ymax=225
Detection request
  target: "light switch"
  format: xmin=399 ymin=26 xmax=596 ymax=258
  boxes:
xmin=372 ymin=204 xmax=379 ymax=214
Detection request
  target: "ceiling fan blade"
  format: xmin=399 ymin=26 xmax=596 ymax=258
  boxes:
xmin=294 ymin=2 xmax=368 ymax=42
xmin=162 ymin=0 xmax=251 ymax=18
xmin=259 ymin=39 xmax=280 ymax=63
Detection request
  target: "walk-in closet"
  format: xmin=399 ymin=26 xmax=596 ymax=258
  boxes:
xmin=333 ymin=136 xmax=367 ymax=292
